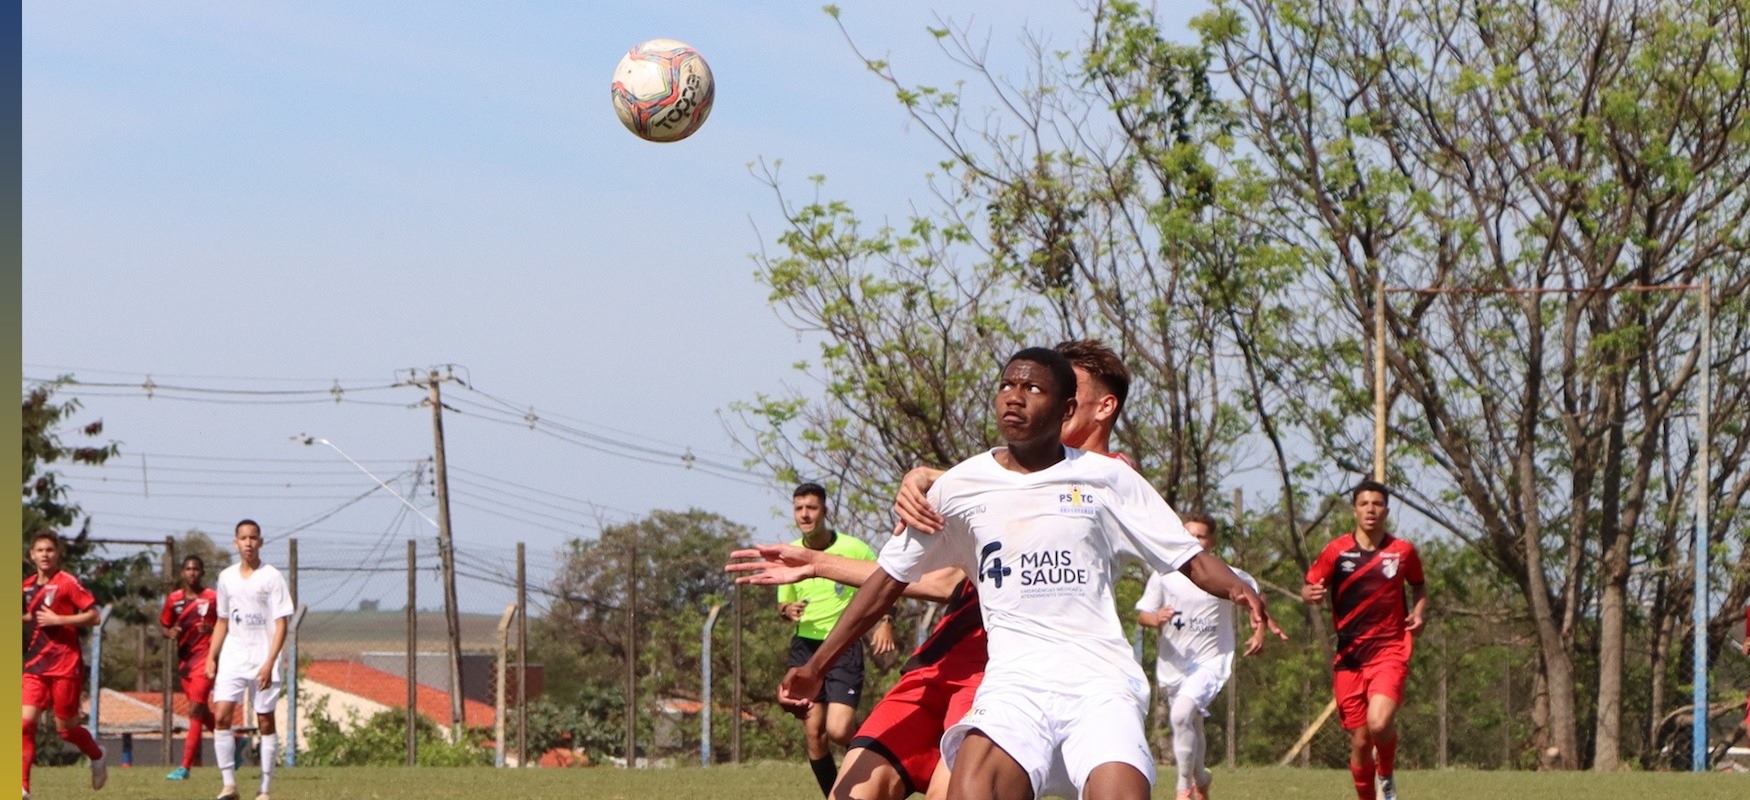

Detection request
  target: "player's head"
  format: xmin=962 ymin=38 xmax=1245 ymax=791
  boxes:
xmin=792 ymin=483 xmax=829 ymax=536
xmin=1351 ymin=480 xmax=1390 ymax=535
xmin=29 ymin=530 xmax=64 ymax=573
xmin=1181 ymin=511 xmax=1218 ymax=553
xmin=180 ymin=555 xmax=206 ymax=588
xmin=997 ymin=347 xmax=1077 ymax=448
xmin=1055 ymin=339 xmax=1129 ymax=449
xmin=234 ymin=519 xmax=264 ymax=563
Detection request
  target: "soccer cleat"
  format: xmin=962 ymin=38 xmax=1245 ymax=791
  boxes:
xmin=216 ymin=786 xmax=241 ymax=800
xmin=90 ymin=749 xmax=108 ymax=790
xmin=166 ymin=766 xmax=191 ymax=781
xmin=1174 ymin=791 xmax=1194 ymax=800
xmin=1378 ymin=775 xmax=1398 ymax=800
xmin=1195 ymin=773 xmax=1213 ymax=800
xmin=254 ymin=794 xmax=271 ymax=800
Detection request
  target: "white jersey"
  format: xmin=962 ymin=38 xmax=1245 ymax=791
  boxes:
xmin=1137 ymin=566 xmax=1256 ymax=687
xmin=214 ymin=563 xmax=294 ymax=677
xmin=879 ymin=447 xmax=1203 ymax=700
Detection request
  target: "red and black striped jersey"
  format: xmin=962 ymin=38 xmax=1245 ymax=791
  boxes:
xmin=23 ymin=570 xmax=95 ymax=678
xmin=1306 ymin=532 xmax=1424 ymax=670
xmin=159 ymin=587 xmax=218 ymax=667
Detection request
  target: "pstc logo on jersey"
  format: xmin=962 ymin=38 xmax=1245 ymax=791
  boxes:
xmin=1057 ymin=485 xmax=1098 ymax=516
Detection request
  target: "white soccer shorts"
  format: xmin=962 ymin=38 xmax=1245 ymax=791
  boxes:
xmin=1158 ymin=664 xmax=1227 ymax=718
xmin=941 ymin=682 xmax=1156 ymax=799
xmin=212 ymin=668 xmax=282 ymax=715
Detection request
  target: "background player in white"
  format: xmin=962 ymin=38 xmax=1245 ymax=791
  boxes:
xmin=1136 ymin=512 xmax=1262 ymax=800
xmin=786 ymin=347 xmax=1278 ymax=800
xmin=205 ymin=519 xmax=294 ymax=800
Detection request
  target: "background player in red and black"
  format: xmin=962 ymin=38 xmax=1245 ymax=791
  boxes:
xmin=1303 ymin=480 xmax=1426 ymax=800
xmin=22 ymin=529 xmax=108 ymax=797
xmin=160 ymin=554 xmax=219 ymax=781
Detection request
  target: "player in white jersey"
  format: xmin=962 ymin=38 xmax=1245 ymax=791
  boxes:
xmin=785 ymin=347 xmax=1280 ymax=800
xmin=205 ymin=519 xmax=294 ymax=800
xmin=1136 ymin=512 xmax=1262 ymax=800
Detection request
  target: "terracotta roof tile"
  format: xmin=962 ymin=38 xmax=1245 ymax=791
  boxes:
xmin=305 ymin=660 xmax=495 ymax=729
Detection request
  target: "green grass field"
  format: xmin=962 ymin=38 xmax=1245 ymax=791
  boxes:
xmin=24 ymin=763 xmax=1749 ymax=800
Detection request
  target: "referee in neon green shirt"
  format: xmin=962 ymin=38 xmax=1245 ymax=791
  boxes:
xmin=777 ymin=482 xmax=896 ymax=796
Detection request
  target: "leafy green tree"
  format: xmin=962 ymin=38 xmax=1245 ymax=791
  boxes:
xmin=298 ymin=697 xmax=489 ymax=767
xmin=1198 ymin=0 xmax=1750 ymax=768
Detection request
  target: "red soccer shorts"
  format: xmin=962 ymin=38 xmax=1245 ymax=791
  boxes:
xmin=22 ymin=674 xmax=83 ymax=719
xmin=1334 ymin=658 xmax=1409 ymax=731
xmin=179 ymin=664 xmax=214 ymax=706
xmin=849 ymin=668 xmax=982 ymax=794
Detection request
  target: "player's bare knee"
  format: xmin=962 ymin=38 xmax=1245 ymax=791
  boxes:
xmin=1084 ymin=762 xmax=1150 ymax=800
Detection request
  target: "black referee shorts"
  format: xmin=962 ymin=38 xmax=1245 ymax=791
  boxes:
xmin=787 ymin=634 xmax=866 ymax=708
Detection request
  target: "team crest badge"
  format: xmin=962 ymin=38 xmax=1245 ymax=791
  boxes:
xmin=1382 ymin=555 xmax=1399 ymax=579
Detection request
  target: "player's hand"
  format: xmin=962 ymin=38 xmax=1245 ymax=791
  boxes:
xmin=1301 ymin=583 xmax=1327 ymax=604
xmin=1233 ymin=585 xmax=1287 ymax=647
xmin=776 ymin=600 xmax=809 ymax=622
xmin=1155 ymin=606 xmax=1176 ymax=628
xmin=1741 ymin=638 xmax=1750 ymax=656
xmin=1242 ymin=624 xmax=1268 ymax=657
xmin=869 ymin=619 xmax=897 ymax=656
xmin=204 ymin=657 xmax=218 ymax=680
xmin=725 ymin=544 xmax=818 ymax=586
xmin=892 ymin=467 xmax=945 ymax=534
xmin=34 ymin=608 xmax=63 ymax=626
xmin=779 ymin=667 xmax=821 ymax=716
xmin=1406 ymin=610 xmax=1425 ymax=636
xmin=256 ymin=664 xmax=273 ymax=691
xmin=165 ymin=624 xmax=183 ymax=639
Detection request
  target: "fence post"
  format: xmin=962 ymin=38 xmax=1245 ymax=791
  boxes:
xmin=285 ymin=604 xmax=307 ymax=766
xmin=700 ymin=603 xmax=724 ymax=766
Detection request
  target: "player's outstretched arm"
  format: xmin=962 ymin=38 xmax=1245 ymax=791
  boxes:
xmin=782 ymin=568 xmax=908 ymax=704
xmin=1180 ymin=552 xmax=1286 ymax=645
xmin=727 ymin=544 xmax=962 ymax=602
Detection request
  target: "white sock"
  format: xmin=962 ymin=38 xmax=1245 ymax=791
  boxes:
xmin=257 ymin=734 xmax=277 ymax=794
xmin=1170 ymin=692 xmax=1209 ymax=792
xmin=215 ymin=731 xmax=237 ymax=788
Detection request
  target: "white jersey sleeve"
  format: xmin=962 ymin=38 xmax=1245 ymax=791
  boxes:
xmin=268 ymin=567 xmax=295 ymax=621
xmin=1136 ymin=570 xmax=1168 ymax=613
xmin=1098 ymin=466 xmax=1203 ymax=575
xmin=878 ymin=480 xmax=973 ymax=582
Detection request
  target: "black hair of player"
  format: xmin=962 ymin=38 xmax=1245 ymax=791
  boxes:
xmin=1006 ymin=347 xmax=1078 ymax=403
xmin=1352 ymin=479 xmax=1391 ymax=503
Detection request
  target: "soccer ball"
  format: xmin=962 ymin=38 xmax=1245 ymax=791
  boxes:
xmin=610 ymin=39 xmax=715 ymax=143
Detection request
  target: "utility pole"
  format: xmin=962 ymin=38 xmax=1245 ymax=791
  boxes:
xmin=516 ymin=542 xmax=527 ymax=768
xmin=625 ymin=526 xmax=639 ymax=768
xmin=413 ymin=367 xmax=466 ymax=739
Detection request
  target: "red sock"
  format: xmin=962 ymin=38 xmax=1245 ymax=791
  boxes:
xmin=1350 ymin=755 xmax=1377 ymax=800
xmin=58 ymin=721 xmax=104 ymax=760
xmin=22 ymin=717 xmax=37 ymax=791
xmin=182 ymin=710 xmax=207 ymax=768
xmin=1375 ymin=734 xmax=1398 ymax=778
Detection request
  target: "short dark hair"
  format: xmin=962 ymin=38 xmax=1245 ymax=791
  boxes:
xmin=235 ymin=519 xmax=262 ymax=535
xmin=29 ymin=530 xmax=63 ymax=551
xmin=1352 ymin=479 xmax=1391 ymax=503
xmin=1055 ymin=339 xmax=1130 ymax=414
xmin=793 ymin=483 xmax=828 ymax=503
xmin=1007 ymin=347 xmax=1078 ymax=403
xmin=181 ymin=555 xmax=205 ymax=570
xmin=1181 ymin=511 xmax=1218 ymax=533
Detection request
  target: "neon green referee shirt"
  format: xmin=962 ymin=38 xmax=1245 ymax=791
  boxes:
xmin=777 ymin=531 xmax=878 ymax=640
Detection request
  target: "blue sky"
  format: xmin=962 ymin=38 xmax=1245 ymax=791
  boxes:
xmin=23 ymin=1 xmax=1205 ymax=614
